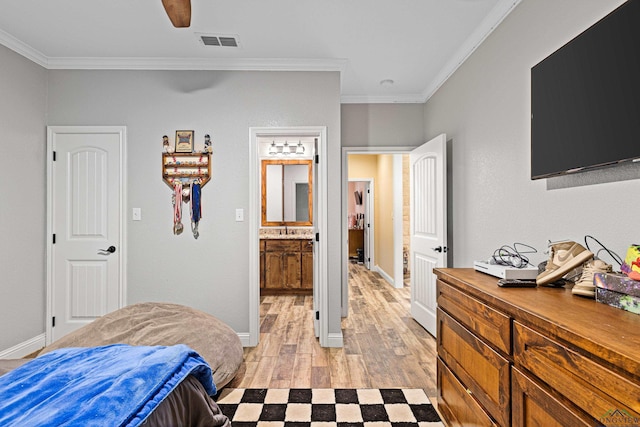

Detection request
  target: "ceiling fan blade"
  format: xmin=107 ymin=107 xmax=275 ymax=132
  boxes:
xmin=162 ymin=0 xmax=191 ymax=28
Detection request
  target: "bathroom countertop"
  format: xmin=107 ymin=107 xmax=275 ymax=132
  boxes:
xmin=260 ymin=234 xmax=314 ymax=240
xmin=259 ymin=230 xmax=314 ymax=240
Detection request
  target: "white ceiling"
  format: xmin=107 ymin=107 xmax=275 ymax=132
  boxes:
xmin=0 ymin=0 xmax=520 ymax=103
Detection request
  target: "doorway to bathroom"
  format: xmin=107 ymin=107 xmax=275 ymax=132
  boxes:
xmin=249 ymin=126 xmax=328 ymax=347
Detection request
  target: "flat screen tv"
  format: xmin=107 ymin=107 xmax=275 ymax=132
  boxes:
xmin=531 ymin=0 xmax=640 ymax=180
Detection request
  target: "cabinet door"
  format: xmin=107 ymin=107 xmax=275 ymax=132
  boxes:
xmin=512 ymin=367 xmax=592 ymax=427
xmin=265 ymin=252 xmax=284 ymax=289
xmin=301 ymin=240 xmax=313 ymax=289
xmin=283 ymin=252 xmax=302 ymax=289
xmin=260 ymin=240 xmax=265 ymax=289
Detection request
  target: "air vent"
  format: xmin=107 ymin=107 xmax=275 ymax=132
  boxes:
xmin=201 ymin=36 xmax=221 ymax=46
xmin=197 ymin=34 xmax=240 ymax=48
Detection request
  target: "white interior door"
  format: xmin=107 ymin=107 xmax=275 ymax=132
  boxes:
xmin=410 ymin=133 xmax=447 ymax=337
xmin=312 ymin=137 xmax=320 ymax=337
xmin=363 ymin=182 xmax=372 ymax=270
xmin=47 ymin=126 xmax=126 ymax=343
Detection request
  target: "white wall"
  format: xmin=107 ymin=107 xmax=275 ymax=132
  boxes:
xmin=424 ymin=0 xmax=636 ymax=268
xmin=0 ymin=45 xmax=47 ymax=351
xmin=44 ymin=69 xmax=341 ymax=338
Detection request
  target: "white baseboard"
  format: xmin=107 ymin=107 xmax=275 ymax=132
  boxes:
xmin=326 ymin=332 xmax=344 ymax=348
xmin=374 ymin=265 xmax=394 ymax=287
xmin=0 ymin=333 xmax=46 ymax=359
xmin=237 ymin=332 xmax=252 ymax=347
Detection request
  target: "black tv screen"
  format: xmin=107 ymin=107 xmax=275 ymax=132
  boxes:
xmin=531 ymin=0 xmax=640 ymax=180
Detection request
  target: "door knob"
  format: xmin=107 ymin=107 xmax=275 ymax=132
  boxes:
xmin=98 ymin=246 xmax=116 ymax=254
xmin=432 ymin=246 xmax=448 ymax=253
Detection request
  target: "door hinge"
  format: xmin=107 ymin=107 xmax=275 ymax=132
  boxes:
xmin=52 ymin=234 xmax=56 ymax=244
xmin=53 ymin=151 xmax=56 ymax=161
xmin=52 ymin=317 xmax=56 ymax=327
xmin=315 ymin=154 xmax=319 ymax=164
xmin=315 ymin=232 xmax=319 ymax=242
xmin=315 ymin=311 xmax=319 ymax=320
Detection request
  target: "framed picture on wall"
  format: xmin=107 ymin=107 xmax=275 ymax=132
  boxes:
xmin=354 ymin=190 xmax=363 ymax=205
xmin=175 ymin=130 xmax=194 ymax=153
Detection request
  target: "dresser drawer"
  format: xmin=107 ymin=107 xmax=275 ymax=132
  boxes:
xmin=437 ymin=279 xmax=511 ymax=355
xmin=438 ymin=358 xmax=498 ymax=427
xmin=511 ymin=366 xmax=592 ymax=427
xmin=513 ymin=321 xmax=640 ymax=422
xmin=438 ymin=308 xmax=510 ymax=426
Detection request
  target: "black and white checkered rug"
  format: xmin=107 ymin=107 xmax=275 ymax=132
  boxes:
xmin=216 ymin=388 xmax=443 ymax=426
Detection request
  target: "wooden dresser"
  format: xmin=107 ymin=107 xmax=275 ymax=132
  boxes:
xmin=434 ymin=268 xmax=640 ymax=427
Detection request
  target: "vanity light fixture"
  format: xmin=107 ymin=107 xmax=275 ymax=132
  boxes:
xmin=267 ymin=141 xmax=307 ymax=156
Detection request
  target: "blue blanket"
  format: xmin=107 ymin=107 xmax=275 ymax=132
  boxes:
xmin=0 ymin=344 xmax=216 ymax=427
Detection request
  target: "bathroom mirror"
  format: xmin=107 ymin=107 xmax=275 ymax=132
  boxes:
xmin=261 ymin=159 xmax=313 ymax=226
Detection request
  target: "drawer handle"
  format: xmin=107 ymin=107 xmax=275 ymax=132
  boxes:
xmin=466 ymin=388 xmax=472 ymax=395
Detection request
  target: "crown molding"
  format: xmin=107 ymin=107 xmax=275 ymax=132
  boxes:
xmin=45 ymin=56 xmax=348 ymax=72
xmin=340 ymin=94 xmax=426 ymax=104
xmin=0 ymin=28 xmax=48 ymax=67
xmin=0 ymin=33 xmax=347 ymax=74
xmin=422 ymin=0 xmax=523 ymax=102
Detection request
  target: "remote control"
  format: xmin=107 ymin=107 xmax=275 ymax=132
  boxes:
xmin=497 ymin=279 xmax=537 ymax=288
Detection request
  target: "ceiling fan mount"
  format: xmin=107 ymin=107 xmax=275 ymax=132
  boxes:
xmin=162 ymin=0 xmax=191 ymax=28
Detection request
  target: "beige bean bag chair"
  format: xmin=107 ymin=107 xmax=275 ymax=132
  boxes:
xmin=36 ymin=302 xmax=243 ymax=389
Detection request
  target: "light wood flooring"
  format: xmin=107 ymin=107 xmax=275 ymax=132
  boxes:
xmin=227 ymin=263 xmax=438 ymax=400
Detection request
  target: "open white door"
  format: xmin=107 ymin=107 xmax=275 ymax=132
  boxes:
xmin=363 ymin=182 xmax=372 ymax=270
xmin=47 ymin=126 xmax=126 ymax=343
xmin=410 ymin=133 xmax=447 ymax=337
xmin=312 ymin=137 xmax=320 ymax=337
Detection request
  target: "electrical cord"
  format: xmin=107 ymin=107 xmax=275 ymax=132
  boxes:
xmin=491 ymin=242 xmax=537 ymax=269
xmin=584 ymin=235 xmax=623 ymax=268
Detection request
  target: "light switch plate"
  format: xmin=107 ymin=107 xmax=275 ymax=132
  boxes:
xmin=132 ymin=208 xmax=142 ymax=221
xmin=235 ymin=208 xmax=244 ymax=222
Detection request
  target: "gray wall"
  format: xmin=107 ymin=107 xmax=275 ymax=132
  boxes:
xmin=0 ymin=65 xmax=341 ymax=351
xmin=0 ymin=45 xmax=48 ymax=351
xmin=424 ymin=0 xmax=636 ymax=268
xmin=341 ymin=103 xmax=425 ymax=147
xmin=46 ymin=69 xmax=342 ymax=336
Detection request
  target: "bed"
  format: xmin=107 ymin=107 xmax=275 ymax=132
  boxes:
xmin=0 ymin=303 xmax=243 ymax=426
